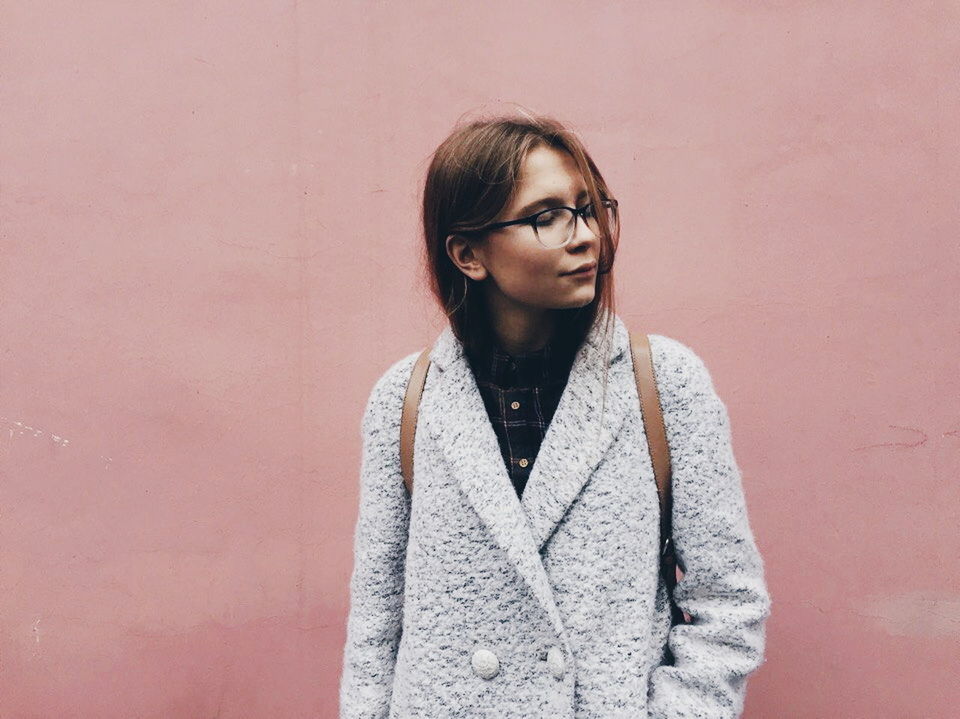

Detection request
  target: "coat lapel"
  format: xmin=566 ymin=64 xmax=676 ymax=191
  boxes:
xmin=419 ymin=311 xmax=632 ymax=640
xmin=520 ymin=314 xmax=632 ymax=551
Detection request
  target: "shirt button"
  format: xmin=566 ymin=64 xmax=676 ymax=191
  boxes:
xmin=510 ymin=401 xmax=520 ymax=410
xmin=518 ymin=458 xmax=529 ymax=468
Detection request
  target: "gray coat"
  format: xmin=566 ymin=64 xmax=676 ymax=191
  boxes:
xmin=339 ymin=311 xmax=772 ymax=718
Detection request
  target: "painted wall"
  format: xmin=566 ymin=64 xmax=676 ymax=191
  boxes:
xmin=2 ymin=2 xmax=957 ymax=717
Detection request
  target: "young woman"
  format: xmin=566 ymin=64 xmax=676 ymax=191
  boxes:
xmin=339 ymin=113 xmax=772 ymax=719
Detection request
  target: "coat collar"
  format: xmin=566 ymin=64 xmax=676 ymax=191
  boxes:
xmin=419 ymin=310 xmax=634 ymax=641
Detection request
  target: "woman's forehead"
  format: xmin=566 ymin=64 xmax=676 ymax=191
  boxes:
xmin=512 ymin=146 xmax=589 ymax=208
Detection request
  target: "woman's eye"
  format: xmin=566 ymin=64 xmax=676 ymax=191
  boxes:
xmin=535 ymin=210 xmax=562 ymax=227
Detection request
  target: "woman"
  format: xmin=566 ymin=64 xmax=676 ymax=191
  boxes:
xmin=339 ymin=113 xmax=772 ymax=718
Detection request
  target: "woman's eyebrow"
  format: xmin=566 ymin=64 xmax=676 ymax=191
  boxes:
xmin=515 ymin=188 xmax=590 ymax=216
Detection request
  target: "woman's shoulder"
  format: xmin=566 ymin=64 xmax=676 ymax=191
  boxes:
xmin=371 ymin=350 xmax=423 ymax=397
xmin=645 ymin=333 xmax=709 ymax=373
xmin=643 ymin=333 xmax=720 ymax=411
xmin=360 ymin=350 xmax=424 ymax=435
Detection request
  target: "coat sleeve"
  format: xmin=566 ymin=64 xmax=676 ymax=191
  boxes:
xmin=646 ymin=340 xmax=772 ymax=719
xmin=339 ymin=356 xmax=415 ymax=719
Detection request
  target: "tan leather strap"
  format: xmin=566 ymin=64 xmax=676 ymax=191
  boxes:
xmin=628 ymin=333 xmax=684 ymax=628
xmin=399 ymin=347 xmax=432 ymax=495
xmin=628 ymin=332 xmax=673 ymax=560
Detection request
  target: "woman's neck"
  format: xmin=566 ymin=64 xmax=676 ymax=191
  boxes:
xmin=485 ymin=309 xmax=558 ymax=356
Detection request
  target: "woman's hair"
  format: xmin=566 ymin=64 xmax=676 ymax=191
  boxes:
xmin=420 ymin=111 xmax=620 ymax=359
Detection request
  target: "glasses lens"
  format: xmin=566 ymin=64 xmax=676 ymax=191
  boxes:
xmin=533 ymin=207 xmax=577 ymax=248
xmin=533 ymin=202 xmax=619 ymax=248
xmin=583 ymin=200 xmax=619 ymax=239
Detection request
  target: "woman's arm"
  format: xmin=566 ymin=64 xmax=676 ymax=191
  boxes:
xmin=646 ymin=339 xmax=773 ymax=719
xmin=339 ymin=356 xmax=415 ymax=719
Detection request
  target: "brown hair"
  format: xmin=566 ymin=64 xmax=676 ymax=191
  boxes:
xmin=419 ymin=110 xmax=620 ymax=360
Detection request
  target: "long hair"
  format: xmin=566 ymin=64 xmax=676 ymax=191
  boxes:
xmin=420 ymin=110 xmax=620 ymax=360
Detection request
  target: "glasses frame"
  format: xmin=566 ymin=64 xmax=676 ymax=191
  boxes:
xmin=471 ymin=198 xmax=619 ymax=249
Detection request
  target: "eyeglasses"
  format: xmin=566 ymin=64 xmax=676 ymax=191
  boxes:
xmin=474 ymin=198 xmax=619 ymax=249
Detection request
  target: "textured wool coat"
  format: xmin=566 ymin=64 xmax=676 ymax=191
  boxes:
xmin=339 ymin=311 xmax=772 ymax=719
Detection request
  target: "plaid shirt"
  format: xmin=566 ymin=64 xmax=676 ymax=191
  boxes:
xmin=464 ymin=337 xmax=578 ymax=499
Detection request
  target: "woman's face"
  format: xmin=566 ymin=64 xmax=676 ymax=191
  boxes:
xmin=447 ymin=144 xmax=601 ymax=324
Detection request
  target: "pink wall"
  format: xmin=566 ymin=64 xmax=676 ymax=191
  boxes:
xmin=2 ymin=2 xmax=958 ymax=717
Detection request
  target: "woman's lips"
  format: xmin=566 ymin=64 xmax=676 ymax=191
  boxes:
xmin=563 ymin=263 xmax=597 ymax=276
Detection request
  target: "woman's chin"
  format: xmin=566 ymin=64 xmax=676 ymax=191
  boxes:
xmin=557 ymin=289 xmax=596 ymax=309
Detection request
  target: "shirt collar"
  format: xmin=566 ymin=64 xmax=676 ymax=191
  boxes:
xmin=466 ymin=336 xmax=577 ymax=388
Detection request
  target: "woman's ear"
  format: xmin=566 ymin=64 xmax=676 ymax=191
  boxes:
xmin=446 ymin=234 xmax=488 ymax=282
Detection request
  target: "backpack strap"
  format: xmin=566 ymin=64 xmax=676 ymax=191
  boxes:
xmin=399 ymin=347 xmax=432 ymax=495
xmin=628 ymin=333 xmax=672 ymax=560
xmin=628 ymin=333 xmax=685 ymax=627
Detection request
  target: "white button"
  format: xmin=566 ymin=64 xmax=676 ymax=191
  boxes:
xmin=471 ymin=648 xmax=500 ymax=679
xmin=546 ymin=645 xmax=565 ymax=678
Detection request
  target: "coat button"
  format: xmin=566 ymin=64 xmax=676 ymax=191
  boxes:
xmin=546 ymin=646 xmax=565 ymax=679
xmin=471 ymin=648 xmax=500 ymax=679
